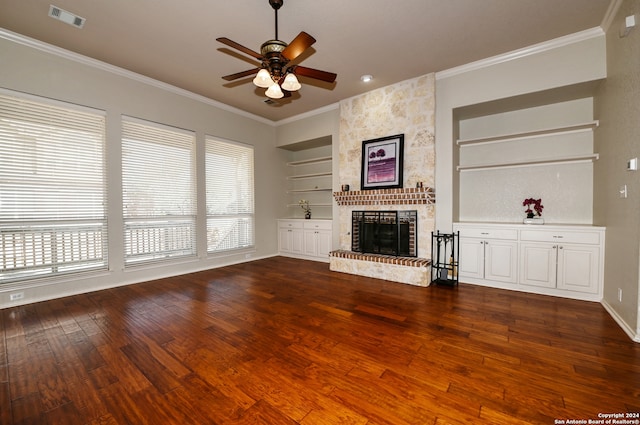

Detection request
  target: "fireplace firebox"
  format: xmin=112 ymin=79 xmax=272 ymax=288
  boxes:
xmin=352 ymin=210 xmax=417 ymax=257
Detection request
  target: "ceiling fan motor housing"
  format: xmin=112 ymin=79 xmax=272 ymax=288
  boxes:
xmin=261 ymin=39 xmax=288 ymax=77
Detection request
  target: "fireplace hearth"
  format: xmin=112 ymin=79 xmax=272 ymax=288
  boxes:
xmin=352 ymin=210 xmax=417 ymax=257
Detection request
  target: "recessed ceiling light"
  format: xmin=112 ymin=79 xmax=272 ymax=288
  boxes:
xmin=360 ymin=75 xmax=373 ymax=83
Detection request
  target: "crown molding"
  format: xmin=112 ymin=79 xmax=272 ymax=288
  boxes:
xmin=436 ymin=27 xmax=605 ymax=80
xmin=273 ymin=102 xmax=339 ymax=126
xmin=600 ymin=0 xmax=623 ymax=32
xmin=0 ymin=27 xmax=275 ymax=126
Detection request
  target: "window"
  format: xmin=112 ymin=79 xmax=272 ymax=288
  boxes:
xmin=122 ymin=118 xmax=196 ymax=265
xmin=206 ymin=137 xmax=254 ymax=253
xmin=0 ymin=90 xmax=107 ymax=283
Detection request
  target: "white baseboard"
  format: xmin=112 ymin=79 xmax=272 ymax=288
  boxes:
xmin=601 ymin=299 xmax=640 ymax=343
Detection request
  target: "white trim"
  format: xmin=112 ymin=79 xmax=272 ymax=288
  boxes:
xmin=0 ymin=27 xmax=275 ymax=126
xmin=600 ymin=0 xmax=623 ymax=32
xmin=0 ymin=86 xmax=106 ymax=116
xmin=601 ymin=299 xmax=640 ymax=343
xmin=436 ymin=27 xmax=605 ymax=80
xmin=122 ymin=114 xmax=196 ymax=136
xmin=273 ymin=102 xmax=339 ymax=126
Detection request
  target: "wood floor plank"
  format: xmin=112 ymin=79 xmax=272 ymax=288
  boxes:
xmin=1 ymin=257 xmax=639 ymax=424
xmin=0 ymin=379 xmax=12 ymax=425
xmin=120 ymin=340 xmax=182 ymax=394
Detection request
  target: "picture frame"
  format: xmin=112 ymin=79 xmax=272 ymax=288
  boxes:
xmin=361 ymin=134 xmax=404 ymax=190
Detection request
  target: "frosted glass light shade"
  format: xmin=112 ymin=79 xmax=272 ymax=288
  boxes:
xmin=281 ymin=73 xmax=301 ymax=91
xmin=265 ymin=83 xmax=284 ymax=99
xmin=253 ymin=69 xmax=272 ymax=88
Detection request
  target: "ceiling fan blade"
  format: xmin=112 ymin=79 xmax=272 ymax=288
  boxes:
xmin=216 ymin=37 xmax=263 ymax=60
xmin=281 ymin=31 xmax=316 ymax=61
xmin=222 ymin=68 xmax=260 ymax=81
xmin=294 ymin=66 xmax=337 ymax=83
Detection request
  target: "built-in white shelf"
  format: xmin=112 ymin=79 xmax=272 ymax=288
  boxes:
xmin=456 ymin=120 xmax=599 ymax=146
xmin=287 ymin=172 xmax=332 ymax=180
xmin=284 ymin=148 xmax=333 ymax=219
xmin=457 ymin=153 xmax=599 ymax=172
xmin=287 ymin=156 xmax=332 ymax=166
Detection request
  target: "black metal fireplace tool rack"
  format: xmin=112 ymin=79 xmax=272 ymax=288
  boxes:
xmin=431 ymin=231 xmax=459 ymax=286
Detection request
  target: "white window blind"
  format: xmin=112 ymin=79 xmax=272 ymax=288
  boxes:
xmin=122 ymin=117 xmax=196 ymax=265
xmin=0 ymin=91 xmax=107 ymax=283
xmin=206 ymin=137 xmax=254 ymax=253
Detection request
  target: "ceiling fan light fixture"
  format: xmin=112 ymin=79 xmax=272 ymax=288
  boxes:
xmin=281 ymin=73 xmax=301 ymax=91
xmin=253 ymin=68 xmax=273 ymax=88
xmin=218 ymin=0 xmax=336 ymax=102
xmin=265 ymin=82 xmax=284 ymax=99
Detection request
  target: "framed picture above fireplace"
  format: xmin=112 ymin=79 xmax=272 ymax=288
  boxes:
xmin=361 ymin=134 xmax=404 ymax=190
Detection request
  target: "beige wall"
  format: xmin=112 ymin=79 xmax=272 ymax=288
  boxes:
xmin=0 ymin=34 xmax=284 ymax=308
xmin=594 ymin=0 xmax=640 ymax=339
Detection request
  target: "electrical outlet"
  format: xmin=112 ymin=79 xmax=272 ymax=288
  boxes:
xmin=10 ymin=292 xmax=24 ymax=301
xmin=618 ymin=288 xmax=623 ymax=302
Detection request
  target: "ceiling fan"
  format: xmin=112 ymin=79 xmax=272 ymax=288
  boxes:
xmin=216 ymin=0 xmax=337 ymax=100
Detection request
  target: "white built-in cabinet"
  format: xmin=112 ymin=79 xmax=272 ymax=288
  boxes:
xmin=453 ymin=223 xmax=605 ymax=301
xmin=278 ymin=220 xmax=304 ymax=256
xmin=278 ymin=219 xmax=331 ymax=262
xmin=519 ymin=229 xmax=601 ymax=294
xmin=457 ymin=227 xmax=518 ymax=284
xmin=303 ymin=220 xmax=332 ymax=258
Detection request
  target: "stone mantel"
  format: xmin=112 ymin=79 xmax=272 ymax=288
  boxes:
xmin=333 ymin=187 xmax=435 ymax=206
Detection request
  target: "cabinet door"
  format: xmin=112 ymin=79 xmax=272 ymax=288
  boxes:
xmin=303 ymin=230 xmax=318 ymax=257
xmin=316 ymin=230 xmax=332 ymax=258
xmin=484 ymin=240 xmax=518 ymax=283
xmin=278 ymin=228 xmax=292 ymax=253
xmin=520 ymin=243 xmax=557 ymax=288
xmin=557 ymin=245 xmax=599 ymax=294
xmin=458 ymin=238 xmax=484 ymax=279
xmin=291 ymin=228 xmax=304 ymax=254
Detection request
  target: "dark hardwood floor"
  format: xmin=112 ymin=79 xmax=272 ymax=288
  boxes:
xmin=1 ymin=256 xmax=639 ymax=424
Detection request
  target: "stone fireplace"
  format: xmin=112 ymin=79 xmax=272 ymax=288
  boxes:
xmin=330 ymin=73 xmax=435 ymax=287
xmin=329 ymin=188 xmax=434 ymax=286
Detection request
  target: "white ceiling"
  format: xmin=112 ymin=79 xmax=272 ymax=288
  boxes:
xmin=0 ymin=0 xmax=612 ymax=122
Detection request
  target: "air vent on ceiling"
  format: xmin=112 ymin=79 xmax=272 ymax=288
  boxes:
xmin=48 ymin=5 xmax=85 ymax=29
xmin=263 ymin=98 xmax=278 ymax=105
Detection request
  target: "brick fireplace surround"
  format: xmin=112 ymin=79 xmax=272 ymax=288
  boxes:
xmin=330 ymin=187 xmax=434 ymax=287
